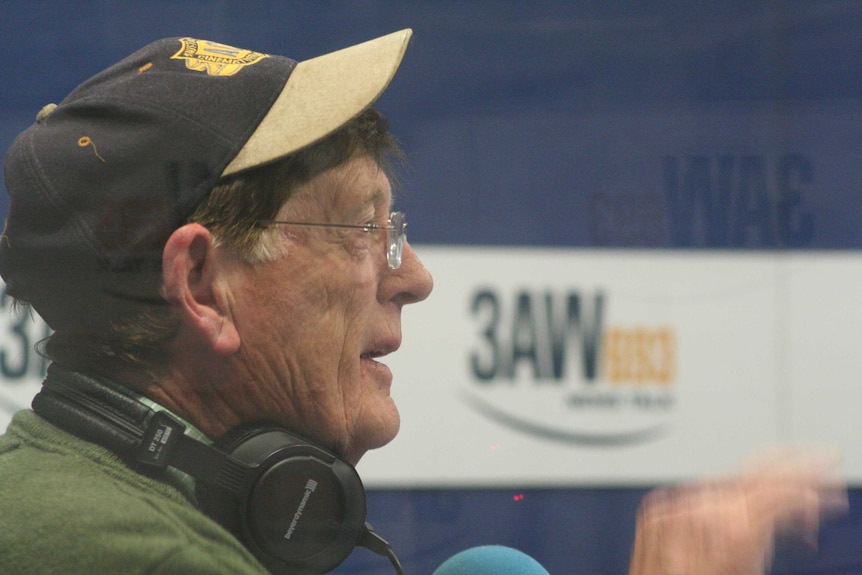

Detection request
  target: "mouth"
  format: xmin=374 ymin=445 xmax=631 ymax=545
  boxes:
xmin=360 ymin=340 xmax=400 ymax=364
xmin=360 ymin=348 xmax=390 ymax=362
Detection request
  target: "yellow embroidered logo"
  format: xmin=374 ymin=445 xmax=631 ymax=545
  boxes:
xmin=171 ymin=38 xmax=268 ymax=76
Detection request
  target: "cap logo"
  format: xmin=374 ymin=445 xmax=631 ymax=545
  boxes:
xmin=171 ymin=38 xmax=269 ymax=77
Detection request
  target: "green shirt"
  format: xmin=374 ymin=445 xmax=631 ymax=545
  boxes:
xmin=0 ymin=410 xmax=270 ymax=575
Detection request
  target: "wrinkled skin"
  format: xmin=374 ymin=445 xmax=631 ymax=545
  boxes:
xmin=157 ymin=153 xmax=433 ymax=464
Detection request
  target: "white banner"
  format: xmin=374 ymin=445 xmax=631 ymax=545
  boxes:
xmin=359 ymin=247 xmax=862 ymax=486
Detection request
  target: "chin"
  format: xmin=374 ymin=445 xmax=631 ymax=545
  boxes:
xmin=349 ymin=405 xmax=400 ymax=464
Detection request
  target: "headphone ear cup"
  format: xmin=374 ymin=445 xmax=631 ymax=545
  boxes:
xmin=195 ymin=422 xmax=279 ymax=539
xmin=199 ymin=425 xmax=368 ymax=575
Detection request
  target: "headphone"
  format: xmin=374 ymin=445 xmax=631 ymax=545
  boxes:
xmin=30 ymin=366 xmax=402 ymax=575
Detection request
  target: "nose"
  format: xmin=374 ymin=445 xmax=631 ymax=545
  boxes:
xmin=381 ymin=240 xmax=433 ymax=305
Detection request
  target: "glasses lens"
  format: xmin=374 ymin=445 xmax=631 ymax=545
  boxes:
xmin=387 ymin=212 xmax=405 ymax=269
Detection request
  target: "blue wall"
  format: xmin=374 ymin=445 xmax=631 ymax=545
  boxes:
xmin=1 ymin=2 xmax=861 ymax=573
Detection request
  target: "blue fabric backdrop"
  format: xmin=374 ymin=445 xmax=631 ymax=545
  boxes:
xmin=1 ymin=2 xmax=861 ymax=573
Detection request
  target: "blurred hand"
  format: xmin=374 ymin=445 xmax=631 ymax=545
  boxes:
xmin=628 ymin=448 xmax=847 ymax=575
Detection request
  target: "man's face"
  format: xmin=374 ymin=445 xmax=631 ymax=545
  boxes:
xmin=225 ymin=153 xmax=433 ymax=464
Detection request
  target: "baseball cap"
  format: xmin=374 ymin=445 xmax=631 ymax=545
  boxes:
xmin=0 ymin=30 xmax=412 ymax=329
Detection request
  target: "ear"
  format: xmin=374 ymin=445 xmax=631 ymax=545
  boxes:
xmin=162 ymin=224 xmax=241 ymax=356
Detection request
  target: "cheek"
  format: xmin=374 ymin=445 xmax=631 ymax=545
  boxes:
xmin=238 ymin=258 xmax=380 ymax=379
xmin=300 ymin=269 xmax=378 ymax=339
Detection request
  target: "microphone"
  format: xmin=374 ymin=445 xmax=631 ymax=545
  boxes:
xmin=432 ymin=545 xmax=551 ymax=575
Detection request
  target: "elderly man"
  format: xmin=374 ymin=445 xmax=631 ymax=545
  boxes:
xmin=0 ymin=30 xmax=845 ymax=575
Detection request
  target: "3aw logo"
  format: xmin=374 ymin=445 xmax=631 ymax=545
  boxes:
xmin=467 ymin=288 xmax=676 ymax=446
xmin=0 ymin=286 xmax=50 ymax=424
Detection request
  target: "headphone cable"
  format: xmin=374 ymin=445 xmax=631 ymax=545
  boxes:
xmin=359 ymin=522 xmax=406 ymax=575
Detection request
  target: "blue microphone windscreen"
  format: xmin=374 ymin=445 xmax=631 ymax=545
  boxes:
xmin=432 ymin=545 xmax=551 ymax=575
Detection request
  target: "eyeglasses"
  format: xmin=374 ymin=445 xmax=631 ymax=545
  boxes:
xmin=257 ymin=211 xmax=407 ymax=269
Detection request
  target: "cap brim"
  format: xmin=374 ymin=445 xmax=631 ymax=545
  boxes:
xmin=222 ymin=28 xmax=412 ymax=177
